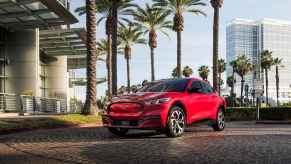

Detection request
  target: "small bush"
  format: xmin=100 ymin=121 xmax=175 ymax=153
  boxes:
xmin=226 ymin=107 xmax=291 ymax=121
xmin=226 ymin=107 xmax=256 ymax=121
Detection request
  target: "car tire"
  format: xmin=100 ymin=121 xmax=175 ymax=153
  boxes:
xmin=212 ymin=108 xmax=225 ymax=131
xmin=165 ymin=106 xmax=186 ymax=137
xmin=108 ymin=127 xmax=129 ymax=137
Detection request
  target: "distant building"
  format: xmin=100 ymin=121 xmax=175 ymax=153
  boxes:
xmin=226 ymin=18 xmax=291 ymax=104
xmin=0 ymin=0 xmax=87 ymax=113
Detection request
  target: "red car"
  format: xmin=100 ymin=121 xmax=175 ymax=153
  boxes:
xmin=102 ymin=78 xmax=226 ymax=137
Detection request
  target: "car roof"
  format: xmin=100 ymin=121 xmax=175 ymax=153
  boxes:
xmin=155 ymin=77 xmax=203 ymax=82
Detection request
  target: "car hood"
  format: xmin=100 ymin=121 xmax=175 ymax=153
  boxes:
xmin=111 ymin=92 xmax=175 ymax=103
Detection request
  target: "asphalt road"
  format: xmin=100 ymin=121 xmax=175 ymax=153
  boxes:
xmin=1 ymin=122 xmax=291 ymax=164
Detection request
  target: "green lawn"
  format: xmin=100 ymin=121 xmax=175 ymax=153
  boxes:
xmin=0 ymin=114 xmax=102 ymax=134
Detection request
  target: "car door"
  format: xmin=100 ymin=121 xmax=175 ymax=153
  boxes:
xmin=187 ymin=80 xmax=209 ymax=123
xmin=200 ymin=82 xmax=218 ymax=118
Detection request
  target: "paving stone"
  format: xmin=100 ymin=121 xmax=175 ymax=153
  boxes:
xmin=0 ymin=122 xmax=291 ymax=164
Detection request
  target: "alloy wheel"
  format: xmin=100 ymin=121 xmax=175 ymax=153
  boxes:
xmin=170 ymin=110 xmax=185 ymax=135
xmin=217 ymin=110 xmax=225 ymax=129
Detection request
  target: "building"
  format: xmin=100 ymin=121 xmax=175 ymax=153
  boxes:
xmin=227 ymin=18 xmax=291 ymax=104
xmin=0 ymin=0 xmax=87 ymax=113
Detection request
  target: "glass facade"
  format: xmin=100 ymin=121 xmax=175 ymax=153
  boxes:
xmin=227 ymin=18 xmax=291 ymax=103
xmin=260 ymin=22 xmax=291 ymax=102
xmin=226 ymin=19 xmax=259 ymax=96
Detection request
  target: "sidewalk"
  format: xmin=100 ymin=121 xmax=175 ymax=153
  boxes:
xmin=0 ymin=113 xmax=30 ymax=119
xmin=0 ymin=113 xmax=54 ymax=119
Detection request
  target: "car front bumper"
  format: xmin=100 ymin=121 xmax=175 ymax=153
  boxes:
xmin=102 ymin=102 xmax=170 ymax=129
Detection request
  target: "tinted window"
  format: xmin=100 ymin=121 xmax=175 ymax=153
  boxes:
xmin=189 ymin=81 xmax=203 ymax=93
xmin=201 ymin=82 xmax=214 ymax=94
xmin=138 ymin=82 xmax=158 ymax=92
xmin=140 ymin=79 xmax=189 ymax=92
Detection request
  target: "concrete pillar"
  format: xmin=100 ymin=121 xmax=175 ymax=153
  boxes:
xmin=5 ymin=29 xmax=40 ymax=96
xmin=46 ymin=56 xmax=68 ymax=99
xmin=5 ymin=29 xmax=40 ymax=112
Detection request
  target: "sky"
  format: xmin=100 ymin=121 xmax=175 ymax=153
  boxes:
xmin=69 ymin=0 xmax=291 ymax=101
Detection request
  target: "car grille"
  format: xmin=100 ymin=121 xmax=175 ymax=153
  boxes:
xmin=112 ymin=120 xmax=139 ymax=126
xmin=109 ymin=103 xmax=143 ymax=113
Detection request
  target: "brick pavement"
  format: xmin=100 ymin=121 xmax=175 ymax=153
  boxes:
xmin=0 ymin=122 xmax=291 ymax=164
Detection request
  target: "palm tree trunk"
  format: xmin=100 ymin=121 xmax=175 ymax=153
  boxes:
xmin=240 ymin=77 xmax=245 ymax=106
xmin=177 ymin=30 xmax=182 ymax=78
xmin=265 ymin=69 xmax=269 ymax=105
xmin=107 ymin=34 xmax=112 ymax=100
xmin=218 ymin=73 xmax=221 ymax=96
xmin=212 ymin=7 xmax=220 ymax=92
xmin=150 ymin=47 xmax=155 ymax=81
xmin=276 ymin=65 xmax=280 ymax=106
xmin=83 ymin=0 xmax=98 ymax=115
xmin=126 ymin=57 xmax=131 ymax=93
xmin=231 ymin=68 xmax=235 ymax=106
xmin=111 ymin=0 xmax=119 ymax=96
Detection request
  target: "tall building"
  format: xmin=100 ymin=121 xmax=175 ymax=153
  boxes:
xmin=227 ymin=18 xmax=291 ymax=104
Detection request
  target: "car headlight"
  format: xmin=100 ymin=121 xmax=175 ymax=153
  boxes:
xmin=145 ymin=97 xmax=171 ymax=105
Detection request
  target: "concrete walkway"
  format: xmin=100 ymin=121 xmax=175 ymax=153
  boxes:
xmin=0 ymin=113 xmax=65 ymax=119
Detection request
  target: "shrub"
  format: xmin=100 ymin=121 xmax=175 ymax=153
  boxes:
xmin=226 ymin=107 xmax=291 ymax=121
xmin=226 ymin=107 xmax=256 ymax=121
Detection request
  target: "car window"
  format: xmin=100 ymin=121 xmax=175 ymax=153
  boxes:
xmin=140 ymin=79 xmax=189 ymax=92
xmin=189 ymin=81 xmax=203 ymax=93
xmin=201 ymin=82 xmax=214 ymax=94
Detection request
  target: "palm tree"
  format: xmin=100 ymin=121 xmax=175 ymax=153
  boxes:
xmin=118 ymin=85 xmax=127 ymax=95
xmin=75 ymin=0 xmax=136 ymax=98
xmin=153 ymin=0 xmax=206 ymax=78
xmin=218 ymin=58 xmax=226 ymax=95
xmin=232 ymin=55 xmax=252 ymax=106
xmin=172 ymin=67 xmax=178 ymax=78
xmin=229 ymin=60 xmax=237 ymax=106
xmin=260 ymin=50 xmax=274 ymax=105
xmin=198 ymin=65 xmax=210 ymax=81
xmin=211 ymin=0 xmax=223 ymax=92
xmin=118 ymin=25 xmax=147 ymax=93
xmin=96 ymin=39 xmax=122 ymax=97
xmin=132 ymin=4 xmax=172 ymax=81
xmin=97 ymin=39 xmax=123 ymax=55
xmin=83 ymin=0 xmax=98 ymax=115
xmin=227 ymin=75 xmax=235 ymax=96
xmin=182 ymin=66 xmax=193 ymax=77
xmin=273 ymin=57 xmax=283 ymax=106
xmin=112 ymin=0 xmax=119 ymax=96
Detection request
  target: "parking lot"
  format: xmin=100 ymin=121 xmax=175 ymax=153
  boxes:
xmin=1 ymin=121 xmax=291 ymax=164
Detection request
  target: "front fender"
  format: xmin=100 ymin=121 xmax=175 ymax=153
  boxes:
xmin=211 ymin=97 xmax=226 ymax=120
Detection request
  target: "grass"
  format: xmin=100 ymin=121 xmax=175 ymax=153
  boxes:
xmin=57 ymin=114 xmax=102 ymax=124
xmin=0 ymin=114 xmax=102 ymax=134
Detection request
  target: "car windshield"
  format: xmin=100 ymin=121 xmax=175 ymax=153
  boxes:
xmin=139 ymin=79 xmax=189 ymax=92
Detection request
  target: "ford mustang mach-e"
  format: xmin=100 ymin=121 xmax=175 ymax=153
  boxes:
xmin=102 ymin=78 xmax=226 ymax=137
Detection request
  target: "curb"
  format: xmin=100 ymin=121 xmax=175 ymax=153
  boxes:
xmin=256 ymin=121 xmax=291 ymax=124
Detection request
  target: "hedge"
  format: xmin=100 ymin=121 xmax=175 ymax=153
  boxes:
xmin=226 ymin=107 xmax=291 ymax=121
